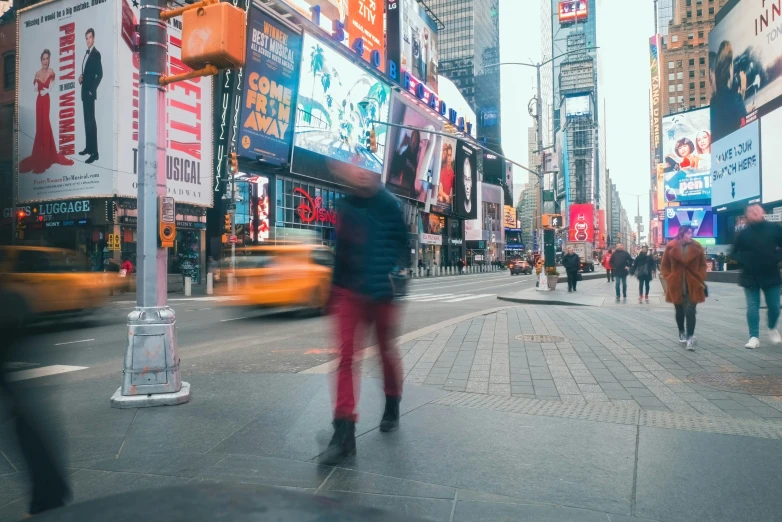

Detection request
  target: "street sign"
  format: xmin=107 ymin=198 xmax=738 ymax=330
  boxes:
xmin=229 ymin=235 xmax=238 ymax=243
xmin=107 ymin=233 xmax=121 ymax=251
xmin=226 ymin=203 xmax=236 ymax=211
xmin=634 ymin=216 xmax=643 ymax=224
xmin=638 ymin=224 xmax=645 ymax=232
xmin=765 ymin=213 xmax=782 ymax=222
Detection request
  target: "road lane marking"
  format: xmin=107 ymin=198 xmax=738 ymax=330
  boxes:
xmin=406 ymin=294 xmax=457 ymax=302
xmin=443 ymin=294 xmax=496 ymax=302
xmin=5 ymin=365 xmax=88 ymax=382
xmin=54 ymin=339 xmax=94 ymax=346
xmin=220 ymin=316 xmax=249 ymax=322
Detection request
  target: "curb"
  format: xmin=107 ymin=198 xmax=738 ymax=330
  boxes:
xmin=496 ymin=295 xmax=592 ymax=307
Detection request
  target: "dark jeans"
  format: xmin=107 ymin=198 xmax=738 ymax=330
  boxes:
xmin=639 ymin=278 xmax=650 ymax=296
xmin=567 ymin=270 xmax=578 ymax=291
xmin=615 ymin=275 xmax=627 ymax=297
xmin=675 ymin=300 xmax=697 ymax=337
xmin=744 ymin=285 xmax=781 ymax=339
xmin=0 ymin=322 xmax=70 ymax=514
xmin=606 ymin=269 xmax=613 ymax=281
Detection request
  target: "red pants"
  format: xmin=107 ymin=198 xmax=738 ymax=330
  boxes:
xmin=332 ymin=288 xmax=403 ymax=422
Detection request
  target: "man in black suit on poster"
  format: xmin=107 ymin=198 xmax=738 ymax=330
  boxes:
xmin=78 ymin=28 xmax=102 ymax=164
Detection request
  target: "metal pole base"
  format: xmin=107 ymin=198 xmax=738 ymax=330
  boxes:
xmin=111 ymin=382 xmax=191 ymax=409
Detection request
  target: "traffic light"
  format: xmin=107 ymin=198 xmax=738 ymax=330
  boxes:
xmin=224 ymin=213 xmax=232 ymax=233
xmin=543 ymin=214 xmax=563 ymax=228
xmin=228 ymin=151 xmax=238 ymax=174
xmin=366 ymin=128 xmax=377 ymax=153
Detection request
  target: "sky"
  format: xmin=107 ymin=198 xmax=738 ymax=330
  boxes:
xmin=499 ymin=0 xmax=655 ymax=232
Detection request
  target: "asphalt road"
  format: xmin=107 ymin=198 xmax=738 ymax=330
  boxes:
xmin=5 ymin=271 xmax=540 ymax=385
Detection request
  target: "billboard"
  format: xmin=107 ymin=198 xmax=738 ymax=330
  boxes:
xmin=238 ymin=7 xmax=303 ymax=165
xmin=664 ymin=206 xmax=717 ymax=239
xmin=762 ymin=105 xmax=782 ymax=204
xmin=291 ymin=33 xmax=391 ymax=185
xmin=387 ymin=0 xmax=439 ymax=94
xmin=558 ymin=1 xmax=588 ymax=25
xmin=661 ymin=108 xmax=712 ymax=203
xmin=649 ymin=35 xmax=662 ymax=181
xmin=503 ymin=205 xmax=516 ymax=228
xmin=385 ymin=96 xmax=441 ymax=202
xmin=17 ymin=0 xmax=213 ymax=206
xmin=565 ymin=95 xmax=590 ymax=118
xmin=430 ymin=135 xmax=456 ymax=213
xmin=568 ymin=203 xmax=594 ymax=242
xmin=709 ymin=0 xmax=782 ymax=143
xmin=464 ymin=180 xmax=482 ymax=240
xmin=276 ymin=0 xmax=385 ymax=71
xmin=454 ymin=140 xmax=478 ymax=219
xmin=711 ymin=119 xmax=760 ymax=210
xmin=482 ymin=152 xmax=503 ymax=185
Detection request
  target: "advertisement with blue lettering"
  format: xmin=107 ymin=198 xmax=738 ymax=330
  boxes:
xmin=238 ymin=7 xmax=302 ymax=165
xmin=661 ymin=108 xmax=712 ymax=203
xmin=711 ymin=119 xmax=759 ymax=211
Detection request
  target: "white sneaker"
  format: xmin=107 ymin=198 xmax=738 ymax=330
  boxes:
xmin=745 ymin=337 xmax=760 ymax=349
xmin=770 ymin=329 xmax=782 ymax=345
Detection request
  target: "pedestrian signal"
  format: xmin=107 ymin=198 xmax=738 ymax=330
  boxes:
xmin=228 ymin=151 xmax=238 ymax=174
xmin=543 ymin=214 xmax=563 ymax=228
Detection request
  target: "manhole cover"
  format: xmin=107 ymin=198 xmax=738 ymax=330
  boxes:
xmin=690 ymin=372 xmax=782 ymax=396
xmin=515 ymin=334 xmax=567 ymax=343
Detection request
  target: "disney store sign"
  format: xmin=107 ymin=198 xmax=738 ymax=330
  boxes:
xmin=293 ymin=188 xmax=337 ymax=225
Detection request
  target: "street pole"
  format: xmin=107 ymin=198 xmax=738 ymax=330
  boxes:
xmin=111 ymin=0 xmax=190 ymax=408
xmin=536 ymin=63 xmax=546 ymax=264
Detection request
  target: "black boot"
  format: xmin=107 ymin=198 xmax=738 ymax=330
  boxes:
xmin=380 ymin=395 xmax=401 ymax=433
xmin=320 ymin=419 xmax=356 ymax=465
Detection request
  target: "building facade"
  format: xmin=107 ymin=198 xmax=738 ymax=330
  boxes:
xmin=658 ymin=0 xmax=729 ymax=116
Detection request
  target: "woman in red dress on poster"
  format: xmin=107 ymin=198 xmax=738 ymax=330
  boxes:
xmin=19 ymin=49 xmax=74 ymax=174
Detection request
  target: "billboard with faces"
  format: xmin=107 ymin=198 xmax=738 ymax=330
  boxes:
xmin=429 ymin=135 xmax=457 ymax=213
xmin=454 ymin=140 xmax=478 ymax=219
xmin=661 ymin=108 xmax=712 ymax=203
xmin=385 ymin=95 xmax=442 ymax=203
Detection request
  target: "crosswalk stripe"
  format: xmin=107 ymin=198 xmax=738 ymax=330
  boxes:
xmin=442 ymin=294 xmax=495 ymax=303
xmin=406 ymin=294 xmax=457 ymax=302
xmin=5 ymin=365 xmax=88 ymax=382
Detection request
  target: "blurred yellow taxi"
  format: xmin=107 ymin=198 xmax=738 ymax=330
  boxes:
xmin=0 ymin=246 xmax=111 ymax=323
xmin=220 ymin=244 xmax=334 ymax=314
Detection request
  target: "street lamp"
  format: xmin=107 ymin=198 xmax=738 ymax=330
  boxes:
xmin=486 ymin=47 xmax=599 ymax=264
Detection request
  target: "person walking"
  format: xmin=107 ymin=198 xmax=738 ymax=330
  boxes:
xmin=457 ymin=258 xmax=464 ymax=274
xmin=717 ymin=252 xmax=726 ymax=272
xmin=661 ymin=225 xmax=707 ymax=350
xmin=562 ymin=246 xmax=581 ymax=292
xmin=322 ymin=161 xmax=408 ymax=465
xmin=730 ymin=204 xmax=782 ymax=349
xmin=603 ymin=249 xmax=613 ymax=282
xmin=632 ymin=245 xmax=657 ymax=303
xmin=609 ymin=244 xmax=633 ymax=301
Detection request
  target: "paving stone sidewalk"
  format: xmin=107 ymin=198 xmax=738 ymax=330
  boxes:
xmin=360 ymin=284 xmax=782 ymax=422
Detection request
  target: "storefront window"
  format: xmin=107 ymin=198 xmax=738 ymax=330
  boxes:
xmin=274 ymin=176 xmax=344 ymax=249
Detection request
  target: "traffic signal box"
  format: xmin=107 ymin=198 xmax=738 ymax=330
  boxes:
xmin=228 ymin=151 xmax=238 ymax=175
xmin=543 ymin=214 xmax=563 ymax=228
xmin=181 ymin=2 xmax=247 ymax=70
xmin=158 ymin=197 xmax=176 ymax=248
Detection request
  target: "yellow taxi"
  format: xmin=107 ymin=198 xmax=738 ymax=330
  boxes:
xmin=0 ymin=246 xmax=111 ymax=323
xmin=220 ymin=244 xmax=334 ymax=314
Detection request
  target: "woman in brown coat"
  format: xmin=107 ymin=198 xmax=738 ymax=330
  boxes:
xmin=661 ymin=225 xmax=707 ymax=351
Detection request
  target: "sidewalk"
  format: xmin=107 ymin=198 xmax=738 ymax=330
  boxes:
xmin=4 ymin=298 xmax=782 ymax=520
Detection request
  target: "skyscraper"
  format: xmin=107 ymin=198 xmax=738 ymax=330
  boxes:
xmin=428 ymin=0 xmax=502 ymax=151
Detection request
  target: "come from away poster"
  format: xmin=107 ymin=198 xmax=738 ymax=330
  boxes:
xmin=238 ymin=7 xmax=302 ymax=165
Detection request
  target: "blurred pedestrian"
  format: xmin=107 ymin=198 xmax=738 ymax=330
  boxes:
xmin=457 ymin=258 xmax=464 ymax=274
xmin=562 ymin=246 xmax=580 ymax=292
xmin=603 ymin=249 xmax=613 ymax=282
xmin=717 ymin=252 xmax=726 ymax=272
xmin=0 ymin=277 xmax=71 ymax=516
xmin=609 ymin=243 xmax=633 ymax=301
xmin=731 ymin=204 xmax=782 ymax=349
xmin=322 ymin=162 xmax=407 ymax=465
xmin=632 ymin=246 xmax=656 ymax=303
xmin=661 ymin=225 xmax=707 ymax=350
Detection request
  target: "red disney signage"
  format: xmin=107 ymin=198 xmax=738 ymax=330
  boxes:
xmin=293 ymin=187 xmax=337 ymax=225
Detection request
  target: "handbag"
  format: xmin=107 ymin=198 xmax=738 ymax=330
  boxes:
xmin=576 ymin=273 xmax=583 ymax=281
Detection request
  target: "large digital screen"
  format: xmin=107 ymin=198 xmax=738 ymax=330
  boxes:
xmin=238 ymin=7 xmax=303 ymax=165
xmin=565 ymin=95 xmax=590 ymax=118
xmin=385 ymin=96 xmax=441 ymax=202
xmin=558 ymin=1 xmax=588 ymax=24
xmin=661 ymin=108 xmax=712 ymax=203
xmin=711 ymin=119 xmax=760 ymax=211
xmin=387 ymin=0 xmax=439 ymax=94
xmin=454 ymin=140 xmax=478 ymax=219
xmin=291 ymin=33 xmax=391 ymax=185
xmin=568 ymin=203 xmax=594 ymax=242
xmin=277 ymin=0 xmax=385 ymax=71
xmin=709 ymin=0 xmax=782 ymax=143
xmin=430 ymin=135 xmax=456 ymax=213
xmin=665 ymin=206 xmax=717 ymax=239
xmin=761 ymin=105 xmax=782 ymax=204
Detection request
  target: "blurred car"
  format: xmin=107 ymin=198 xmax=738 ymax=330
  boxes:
xmin=0 ymin=246 xmax=111 ymax=324
xmin=219 ymin=244 xmax=334 ymax=315
xmin=508 ymin=259 xmax=532 ymax=275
